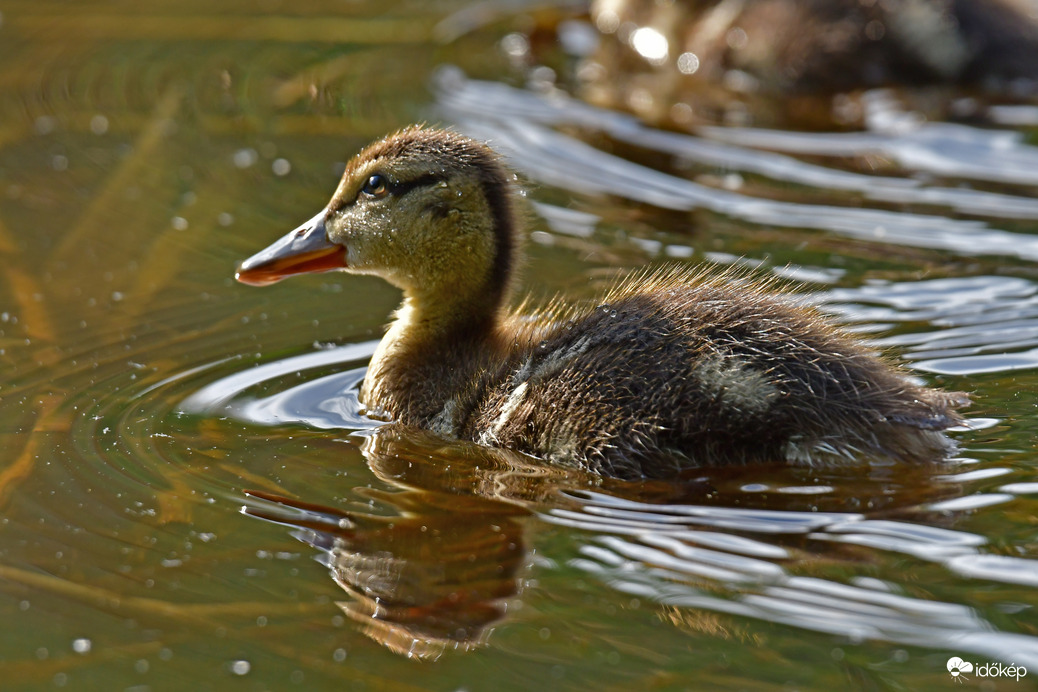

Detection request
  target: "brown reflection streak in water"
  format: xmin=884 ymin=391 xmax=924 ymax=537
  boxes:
xmin=0 ymin=393 xmax=65 ymax=510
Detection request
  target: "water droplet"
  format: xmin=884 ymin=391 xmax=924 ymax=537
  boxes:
xmin=272 ymin=158 xmax=291 ymax=176
xmin=595 ymin=10 xmax=619 ymax=34
xmin=677 ymin=52 xmax=700 ymax=75
xmin=230 ymin=660 xmax=251 ymax=675
xmin=89 ymin=114 xmax=109 ymax=135
xmin=34 ymin=115 xmax=55 ymax=135
xmin=72 ymin=638 xmax=91 ymax=654
xmin=233 ymin=148 xmax=258 ymax=169
xmin=630 ymin=26 xmax=669 ymax=64
xmin=725 ymin=27 xmax=748 ymax=50
xmin=500 ymin=32 xmax=529 ymax=59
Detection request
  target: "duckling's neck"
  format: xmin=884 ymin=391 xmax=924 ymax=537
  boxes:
xmin=361 ymin=286 xmax=508 ymax=432
xmin=360 ymin=155 xmax=521 ymax=430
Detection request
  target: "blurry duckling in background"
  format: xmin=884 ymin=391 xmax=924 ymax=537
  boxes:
xmin=236 ymin=127 xmax=969 ymax=480
xmin=590 ymin=0 xmax=1038 ymax=92
xmin=583 ymin=0 xmax=1038 ymax=126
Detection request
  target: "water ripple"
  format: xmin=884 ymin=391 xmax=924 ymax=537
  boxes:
xmin=553 ymin=490 xmax=858 ymax=533
xmin=554 ymin=489 xmax=1038 ymax=669
xmin=703 ymin=89 xmax=1038 ymax=187
xmin=179 ymin=340 xmax=379 ymax=430
xmin=437 ymin=71 xmax=1038 ymax=228
xmin=443 ymin=112 xmax=1038 ymax=262
xmin=817 ymin=519 xmax=986 ymax=559
xmin=946 ymin=554 xmax=1038 ymax=587
xmin=822 ymin=275 xmax=1038 ymax=375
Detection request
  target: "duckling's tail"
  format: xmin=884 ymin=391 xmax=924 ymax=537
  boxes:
xmin=888 ymin=389 xmax=972 ymax=431
xmin=785 ymin=387 xmax=971 ymax=467
xmin=875 ymin=388 xmax=972 ymax=463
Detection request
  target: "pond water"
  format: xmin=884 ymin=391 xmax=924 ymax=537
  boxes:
xmin=1 ymin=1 xmax=1038 ymax=690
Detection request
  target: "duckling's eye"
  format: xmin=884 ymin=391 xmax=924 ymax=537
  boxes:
xmin=361 ymin=174 xmax=388 ymax=198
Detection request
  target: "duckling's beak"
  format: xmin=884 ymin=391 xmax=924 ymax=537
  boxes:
xmin=235 ymin=211 xmax=346 ymax=286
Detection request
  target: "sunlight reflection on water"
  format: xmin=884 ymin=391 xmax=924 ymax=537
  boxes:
xmin=822 ymin=276 xmax=1038 ymax=374
xmin=553 ymin=490 xmax=1038 ymax=668
xmin=180 ymin=341 xmax=379 ymax=429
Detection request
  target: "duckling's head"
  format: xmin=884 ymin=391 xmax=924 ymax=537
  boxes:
xmin=237 ymin=127 xmax=520 ymax=312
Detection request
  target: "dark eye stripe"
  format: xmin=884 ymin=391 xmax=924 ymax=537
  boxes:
xmin=340 ymin=173 xmax=445 ymax=212
xmin=383 ymin=173 xmax=444 ymax=197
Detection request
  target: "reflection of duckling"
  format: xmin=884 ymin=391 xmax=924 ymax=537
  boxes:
xmin=243 ymin=487 xmax=526 ymax=661
xmin=237 ymin=126 xmax=968 ymax=479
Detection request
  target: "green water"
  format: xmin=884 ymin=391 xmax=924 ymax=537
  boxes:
xmin=1 ymin=1 xmax=1037 ymax=690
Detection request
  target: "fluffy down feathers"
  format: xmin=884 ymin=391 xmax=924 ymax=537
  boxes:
xmin=238 ymin=127 xmax=969 ymax=480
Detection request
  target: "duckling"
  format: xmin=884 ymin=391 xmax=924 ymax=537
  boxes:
xmin=236 ymin=126 xmax=969 ymax=480
xmin=590 ymin=0 xmax=1038 ymax=94
xmin=582 ymin=0 xmax=1038 ymax=127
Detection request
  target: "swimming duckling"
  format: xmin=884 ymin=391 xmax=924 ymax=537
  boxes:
xmin=583 ymin=0 xmax=1038 ymax=127
xmin=590 ymin=0 xmax=1038 ymax=94
xmin=236 ymin=126 xmax=969 ymax=479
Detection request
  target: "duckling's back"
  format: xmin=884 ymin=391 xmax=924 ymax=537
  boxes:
xmin=467 ymin=270 xmax=968 ymax=479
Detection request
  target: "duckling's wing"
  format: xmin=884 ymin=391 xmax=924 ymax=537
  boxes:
xmin=475 ymin=270 xmax=969 ymax=477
